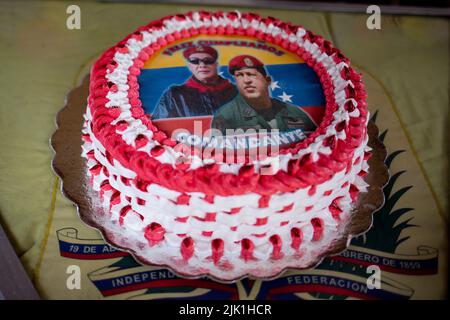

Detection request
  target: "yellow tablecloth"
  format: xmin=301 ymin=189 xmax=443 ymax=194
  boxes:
xmin=0 ymin=1 xmax=447 ymax=299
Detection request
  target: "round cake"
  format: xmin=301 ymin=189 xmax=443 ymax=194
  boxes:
xmin=81 ymin=11 xmax=370 ymax=280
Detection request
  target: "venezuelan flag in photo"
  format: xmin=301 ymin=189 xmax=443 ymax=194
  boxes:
xmin=138 ymin=35 xmax=325 ymax=135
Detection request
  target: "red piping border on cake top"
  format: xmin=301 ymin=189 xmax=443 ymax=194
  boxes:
xmin=86 ymin=11 xmax=368 ymax=197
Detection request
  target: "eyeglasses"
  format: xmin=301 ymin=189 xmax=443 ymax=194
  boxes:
xmin=188 ymin=57 xmax=216 ymax=65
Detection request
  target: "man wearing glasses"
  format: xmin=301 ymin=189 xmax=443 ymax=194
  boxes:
xmin=151 ymin=45 xmax=237 ymax=119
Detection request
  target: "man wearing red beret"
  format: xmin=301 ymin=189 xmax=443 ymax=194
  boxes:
xmin=211 ymin=55 xmax=317 ymax=135
xmin=151 ymin=45 xmax=237 ymax=119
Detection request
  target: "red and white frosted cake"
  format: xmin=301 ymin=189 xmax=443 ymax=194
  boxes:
xmin=81 ymin=11 xmax=371 ymax=280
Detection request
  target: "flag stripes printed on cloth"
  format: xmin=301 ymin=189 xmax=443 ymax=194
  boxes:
xmin=57 ymin=228 xmax=438 ymax=276
xmin=57 ymin=227 xmax=437 ymax=299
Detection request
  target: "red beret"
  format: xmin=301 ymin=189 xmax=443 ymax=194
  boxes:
xmin=183 ymin=45 xmax=218 ymax=60
xmin=228 ymin=55 xmax=266 ymax=75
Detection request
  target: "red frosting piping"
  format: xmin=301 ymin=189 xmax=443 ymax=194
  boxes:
xmin=86 ymin=11 xmax=369 ymax=197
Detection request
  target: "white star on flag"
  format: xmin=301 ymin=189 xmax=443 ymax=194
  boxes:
xmin=278 ymin=91 xmax=293 ymax=103
xmin=270 ymin=81 xmax=280 ymax=91
xmin=218 ymin=71 xmax=224 ymax=76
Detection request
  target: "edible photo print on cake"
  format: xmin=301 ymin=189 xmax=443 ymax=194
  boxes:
xmin=138 ymin=35 xmax=325 ymax=156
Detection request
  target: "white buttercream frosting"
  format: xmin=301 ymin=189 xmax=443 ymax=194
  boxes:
xmin=81 ymin=11 xmax=370 ymax=279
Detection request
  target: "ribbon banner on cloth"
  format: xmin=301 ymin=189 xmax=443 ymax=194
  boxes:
xmin=85 ymin=262 xmax=414 ymax=300
xmin=328 ymin=246 xmax=438 ymax=275
xmin=57 ymin=228 xmax=128 ymax=260
xmin=56 ymin=227 xmax=437 ymax=300
xmin=256 ymin=269 xmax=414 ymax=300
xmin=88 ymin=263 xmax=239 ymax=299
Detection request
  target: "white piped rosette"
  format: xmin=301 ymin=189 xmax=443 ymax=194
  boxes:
xmin=81 ymin=11 xmax=371 ymax=280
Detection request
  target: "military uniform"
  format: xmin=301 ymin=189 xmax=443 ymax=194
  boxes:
xmin=151 ymin=76 xmax=237 ymax=119
xmin=211 ymin=94 xmax=317 ymax=135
